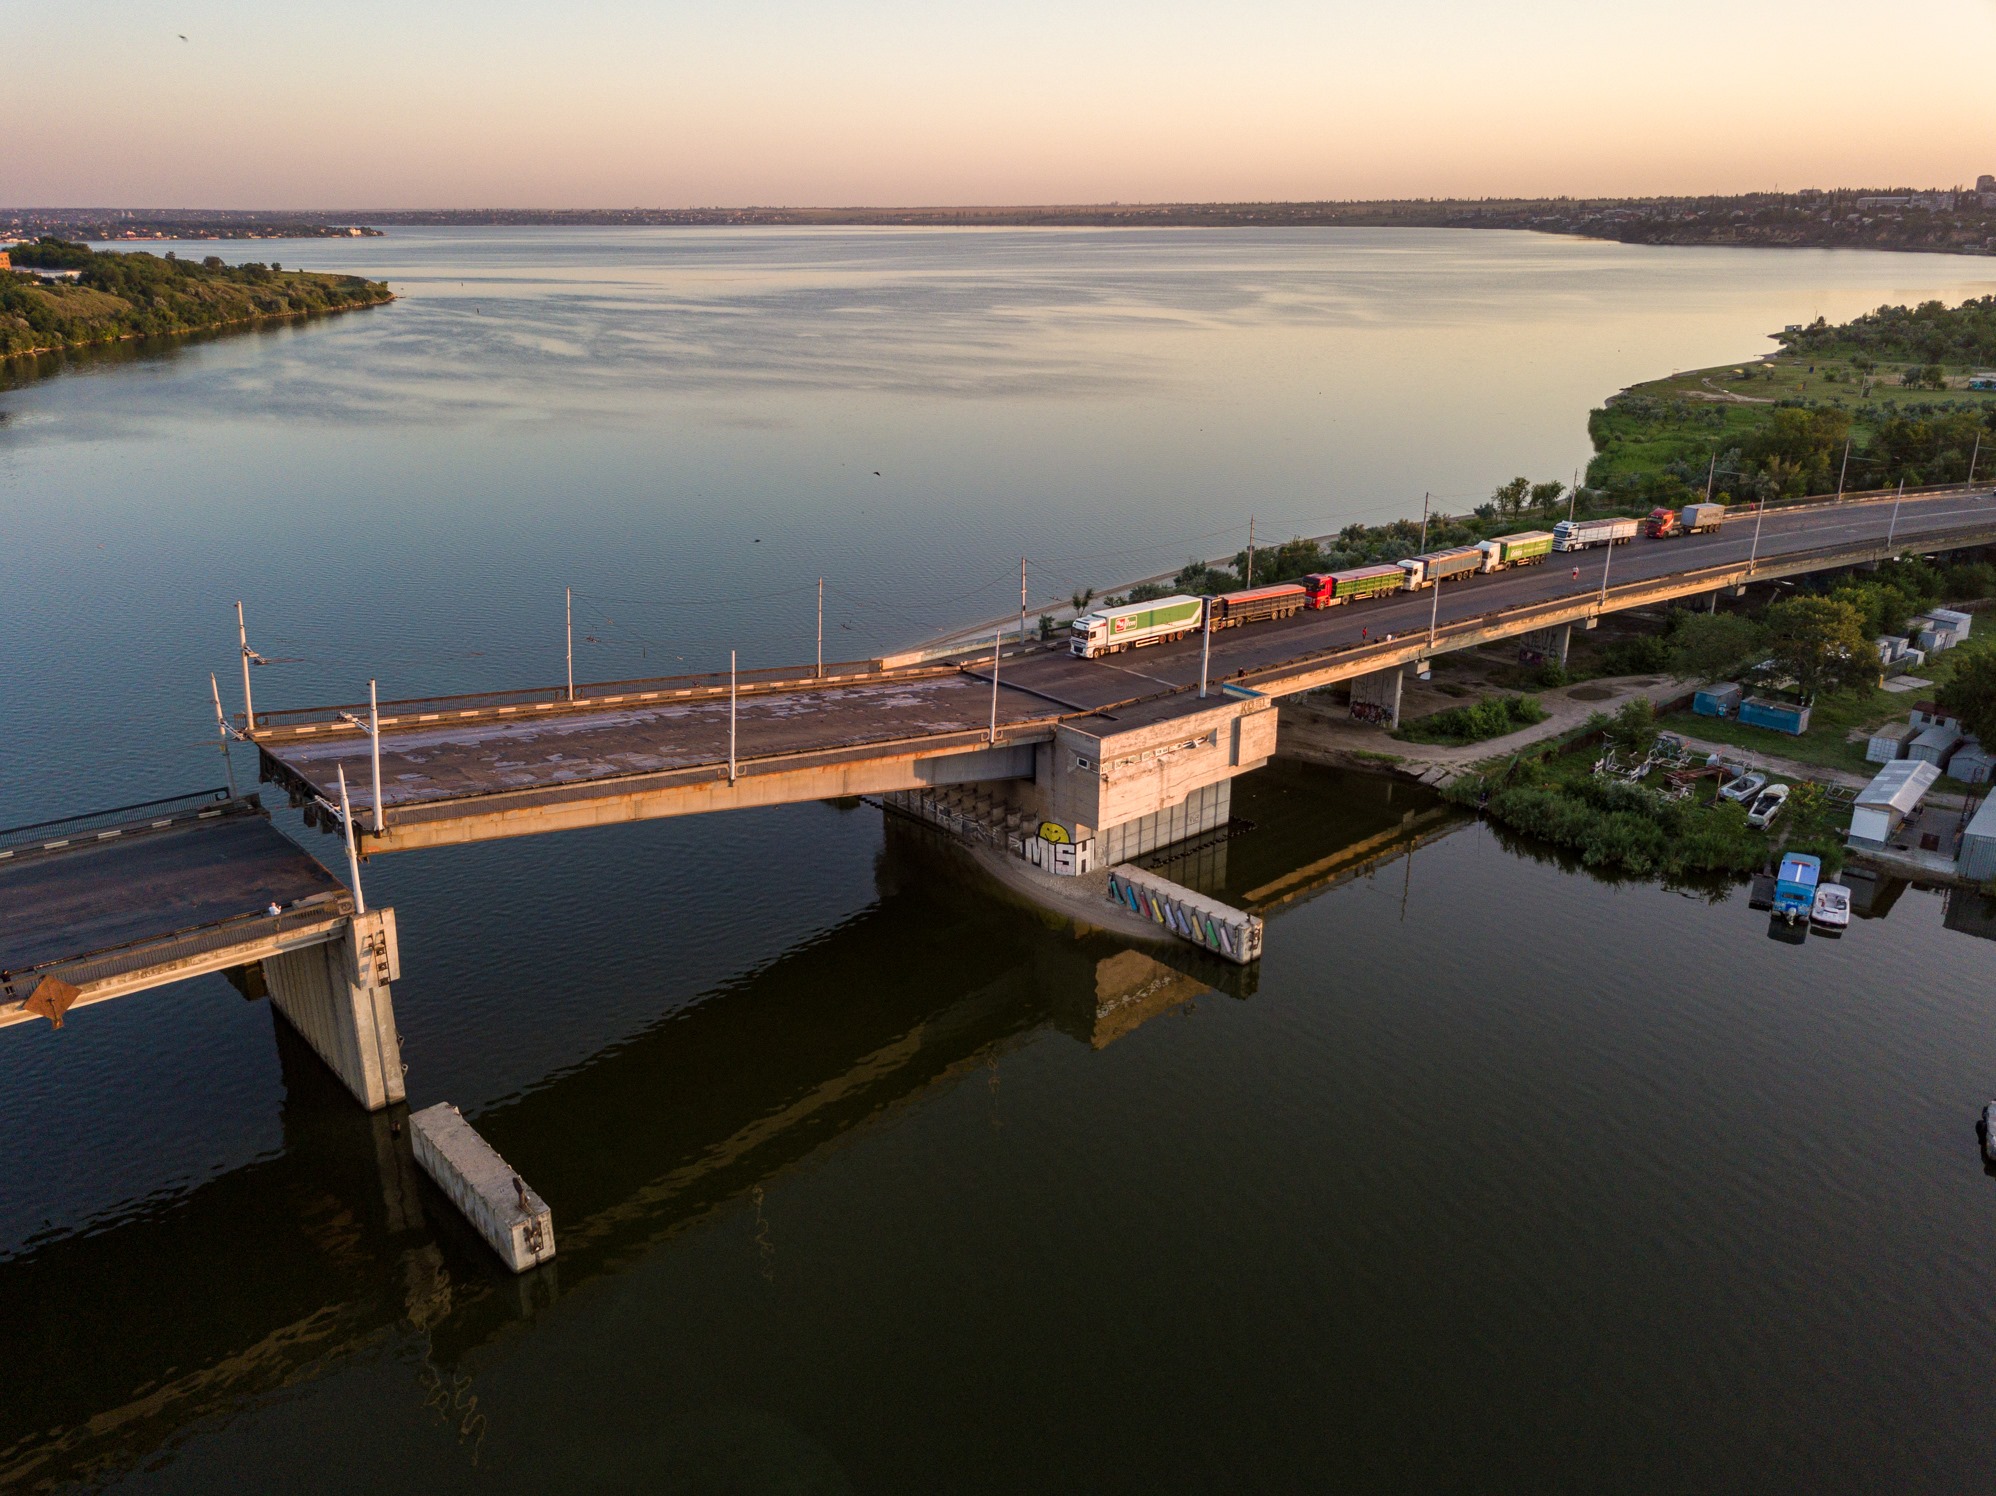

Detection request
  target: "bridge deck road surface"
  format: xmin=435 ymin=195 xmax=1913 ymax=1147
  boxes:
xmin=0 ymin=811 xmax=344 ymax=975
xmin=254 ymin=488 xmax=1996 ymax=820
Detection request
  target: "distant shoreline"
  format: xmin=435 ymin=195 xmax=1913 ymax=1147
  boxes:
xmin=7 ymin=188 xmax=1996 ymax=257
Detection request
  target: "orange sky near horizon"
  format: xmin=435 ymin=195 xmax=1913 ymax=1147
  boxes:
xmin=10 ymin=0 xmax=1996 ymax=208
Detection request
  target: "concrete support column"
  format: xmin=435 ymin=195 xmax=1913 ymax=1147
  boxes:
xmin=1349 ymin=667 xmax=1403 ymax=729
xmin=1518 ymin=624 xmax=1571 ymax=668
xmin=264 ymin=908 xmax=406 ymax=1112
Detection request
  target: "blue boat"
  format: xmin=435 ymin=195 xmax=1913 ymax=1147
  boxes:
xmin=1772 ymin=853 xmax=1822 ymax=925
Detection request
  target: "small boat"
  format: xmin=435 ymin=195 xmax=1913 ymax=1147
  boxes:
xmin=1984 ymin=1101 xmax=1996 ymax=1167
xmin=1810 ymin=882 xmax=1851 ymax=932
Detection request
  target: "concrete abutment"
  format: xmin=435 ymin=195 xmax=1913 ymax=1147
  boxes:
xmin=262 ymin=909 xmax=406 ymax=1112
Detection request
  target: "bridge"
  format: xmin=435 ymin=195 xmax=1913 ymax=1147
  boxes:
xmin=249 ymin=485 xmax=1996 ymax=874
xmin=7 ymin=483 xmax=1995 ymax=1115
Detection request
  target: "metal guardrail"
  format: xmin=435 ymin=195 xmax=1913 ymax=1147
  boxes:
xmin=0 ymin=788 xmax=244 ymax=860
xmin=244 ymin=657 xmax=965 ymax=742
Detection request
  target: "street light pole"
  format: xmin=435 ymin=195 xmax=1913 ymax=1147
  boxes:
xmin=1418 ymin=491 xmax=1431 ymax=553
xmin=1019 ymin=557 xmax=1028 ymax=644
xmin=1599 ymin=533 xmax=1615 ymax=608
xmin=235 ymin=601 xmax=255 ymax=731
xmin=337 ymin=765 xmax=365 ymax=915
xmin=816 ymin=577 xmax=824 ymax=678
xmin=1837 ymin=436 xmax=1851 ymax=499
xmin=989 ymin=631 xmax=1000 ymax=744
xmin=1971 ymin=433 xmax=1983 ymax=486
xmin=369 ymin=679 xmax=384 ymax=834
xmin=1705 ymin=453 xmax=1717 ymax=505
xmin=729 ymin=650 xmax=737 ymax=783
xmin=1428 ymin=568 xmax=1441 ymax=650
xmin=1199 ymin=596 xmax=1212 ymax=699
xmin=209 ymin=673 xmax=237 ymax=798
xmin=1748 ymin=494 xmax=1767 ymax=574
xmin=1886 ymin=478 xmax=1904 ymax=550
xmin=1246 ymin=515 xmax=1256 ymax=587
xmin=565 ymin=587 xmax=574 ymax=702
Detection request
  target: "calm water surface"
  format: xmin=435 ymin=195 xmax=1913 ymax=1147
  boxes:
xmin=5 ymin=229 xmax=1996 ymax=1492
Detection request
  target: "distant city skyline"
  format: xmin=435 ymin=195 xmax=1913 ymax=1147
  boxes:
xmin=12 ymin=0 xmax=1996 ymax=208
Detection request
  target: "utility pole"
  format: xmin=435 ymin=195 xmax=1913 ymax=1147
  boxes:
xmin=1836 ymin=436 xmax=1851 ymax=499
xmin=1748 ymin=494 xmax=1767 ymax=574
xmin=1418 ymin=491 xmax=1431 ymax=553
xmin=209 ymin=673 xmax=237 ymax=798
xmin=1599 ymin=533 xmax=1616 ymax=608
xmin=729 ymin=650 xmax=737 ymax=783
xmin=1887 ymin=478 xmax=1904 ymax=550
xmin=1199 ymin=596 xmax=1212 ymax=699
xmin=235 ymin=601 xmax=255 ymax=731
xmin=1568 ymin=472 xmax=1580 ymax=522
xmin=989 ymin=631 xmax=1000 ymax=744
xmin=1428 ymin=567 xmax=1441 ymax=651
xmin=1019 ymin=557 xmax=1029 ymax=644
xmin=565 ymin=587 xmax=574 ymax=702
xmin=1705 ymin=453 xmax=1717 ymax=505
xmin=816 ymin=577 xmax=824 ymax=678
xmin=337 ymin=765 xmax=365 ymax=915
xmin=1245 ymin=515 xmax=1256 ymax=587
xmin=369 ymin=679 xmax=384 ymax=834
xmin=1970 ymin=432 xmax=1982 ymax=486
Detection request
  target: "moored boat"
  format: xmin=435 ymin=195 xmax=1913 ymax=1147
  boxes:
xmin=1810 ymin=882 xmax=1851 ymax=933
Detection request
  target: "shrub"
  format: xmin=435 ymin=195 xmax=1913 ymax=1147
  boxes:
xmin=1397 ymin=694 xmax=1548 ymax=746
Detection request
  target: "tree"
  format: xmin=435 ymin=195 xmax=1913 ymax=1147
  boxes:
xmin=1939 ymin=650 xmax=1996 ymax=746
xmin=1491 ymin=476 xmax=1530 ymax=518
xmin=1607 ymin=696 xmax=1658 ymax=754
xmin=1670 ymin=613 xmax=1765 ymax=681
xmin=1760 ymin=596 xmax=1877 ymax=700
xmin=1530 ymin=480 xmax=1566 ymax=517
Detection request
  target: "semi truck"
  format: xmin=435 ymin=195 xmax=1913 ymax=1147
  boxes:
xmin=1772 ymin=852 xmax=1822 ymax=924
xmin=1644 ymin=502 xmax=1726 ymax=538
xmin=1397 ymin=546 xmax=1484 ymax=589
xmin=1552 ymin=516 xmax=1640 ymax=552
xmin=1476 ymin=530 xmax=1555 ymax=571
xmin=1208 ymin=583 xmax=1308 ymax=629
xmin=1070 ymin=595 xmax=1203 ymax=658
xmin=1301 ymin=565 xmax=1407 ymax=608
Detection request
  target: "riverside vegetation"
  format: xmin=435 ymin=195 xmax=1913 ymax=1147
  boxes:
xmin=1 ymin=238 xmax=392 ymax=359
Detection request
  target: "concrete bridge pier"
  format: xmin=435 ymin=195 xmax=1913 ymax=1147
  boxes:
xmin=261 ymin=908 xmax=405 ymax=1112
xmin=1349 ymin=667 xmax=1403 ymax=729
xmin=1517 ymin=624 xmax=1571 ymax=669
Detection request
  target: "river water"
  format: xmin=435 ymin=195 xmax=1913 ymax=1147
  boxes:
xmin=6 ymin=229 xmax=1996 ymax=1492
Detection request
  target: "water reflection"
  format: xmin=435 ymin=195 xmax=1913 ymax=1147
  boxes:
xmin=0 ymin=772 xmax=1447 ymax=1492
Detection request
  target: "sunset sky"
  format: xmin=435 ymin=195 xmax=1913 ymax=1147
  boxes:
xmin=13 ymin=0 xmax=1996 ymax=207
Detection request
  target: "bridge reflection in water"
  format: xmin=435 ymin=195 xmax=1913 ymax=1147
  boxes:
xmin=0 ymin=764 xmax=1456 ymax=1492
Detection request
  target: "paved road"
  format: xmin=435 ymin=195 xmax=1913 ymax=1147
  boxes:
xmin=257 ymin=490 xmax=1996 ymax=818
xmin=0 ymin=808 xmax=344 ymax=974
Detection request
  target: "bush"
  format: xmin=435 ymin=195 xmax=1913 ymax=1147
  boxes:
xmin=1397 ymin=694 xmax=1548 ymax=746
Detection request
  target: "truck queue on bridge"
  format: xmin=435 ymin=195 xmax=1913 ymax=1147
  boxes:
xmin=1070 ymin=503 xmax=1731 ymax=658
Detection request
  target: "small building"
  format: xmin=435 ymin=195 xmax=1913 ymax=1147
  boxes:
xmin=1849 ymin=758 xmax=1942 ymax=845
xmin=1910 ymin=723 xmax=1963 ymax=767
xmin=1961 ymin=795 xmax=1996 ymax=883
xmin=1912 ymin=616 xmax=1964 ymax=654
xmin=1739 ymin=696 xmax=1811 ymax=735
xmin=1949 ymin=739 xmax=1996 ymax=785
xmin=1867 ymin=721 xmax=1920 ymax=763
xmin=1693 ymin=682 xmax=1743 ymax=718
xmin=1911 ymin=701 xmax=1959 ymax=732
xmin=1929 ymin=607 xmax=1973 ymax=640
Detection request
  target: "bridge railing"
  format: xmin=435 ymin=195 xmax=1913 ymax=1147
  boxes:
xmin=0 ymin=788 xmax=242 ymax=861
xmin=244 ymin=656 xmax=961 ymax=742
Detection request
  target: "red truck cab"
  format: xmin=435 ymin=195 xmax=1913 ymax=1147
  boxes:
xmin=1301 ymin=573 xmax=1338 ymax=609
xmin=1644 ymin=507 xmax=1679 ymax=538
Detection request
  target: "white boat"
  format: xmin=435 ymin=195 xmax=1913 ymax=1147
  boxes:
xmin=1810 ymin=882 xmax=1851 ymax=932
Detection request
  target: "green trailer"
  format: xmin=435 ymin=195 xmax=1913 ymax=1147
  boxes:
xmin=1480 ymin=530 xmax=1554 ymax=570
xmin=1070 ymin=595 xmax=1204 ymax=658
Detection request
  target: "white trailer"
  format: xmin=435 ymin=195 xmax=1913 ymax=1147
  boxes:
xmin=1553 ymin=516 xmax=1640 ymax=552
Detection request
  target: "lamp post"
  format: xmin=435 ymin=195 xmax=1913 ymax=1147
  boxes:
xmin=337 ymin=765 xmax=365 ymax=915
xmin=989 ymin=631 xmax=1000 ymax=745
xmin=1199 ymin=596 xmax=1212 ymax=699
xmin=1886 ymin=478 xmax=1904 ymax=551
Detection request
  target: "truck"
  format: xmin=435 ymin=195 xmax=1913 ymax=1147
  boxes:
xmin=1070 ymin=595 xmax=1203 ymax=658
xmin=1301 ymin=565 xmax=1406 ymax=608
xmin=1772 ymin=852 xmax=1822 ymax=925
xmin=1397 ymin=546 xmax=1484 ymax=589
xmin=1207 ymin=583 xmax=1308 ymax=630
xmin=1644 ymin=502 xmax=1726 ymax=538
xmin=1552 ymin=516 xmax=1640 ymax=552
xmin=1476 ymin=530 xmax=1555 ymax=571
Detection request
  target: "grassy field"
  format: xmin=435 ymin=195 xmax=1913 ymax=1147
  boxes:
xmin=1588 ymin=352 xmax=1996 ymax=494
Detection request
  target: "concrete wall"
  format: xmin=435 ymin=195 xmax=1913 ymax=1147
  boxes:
xmin=264 ymin=909 xmax=405 ymax=1112
xmin=1098 ymin=781 xmax=1231 ymax=864
xmin=1035 ymin=695 xmax=1276 ymax=843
